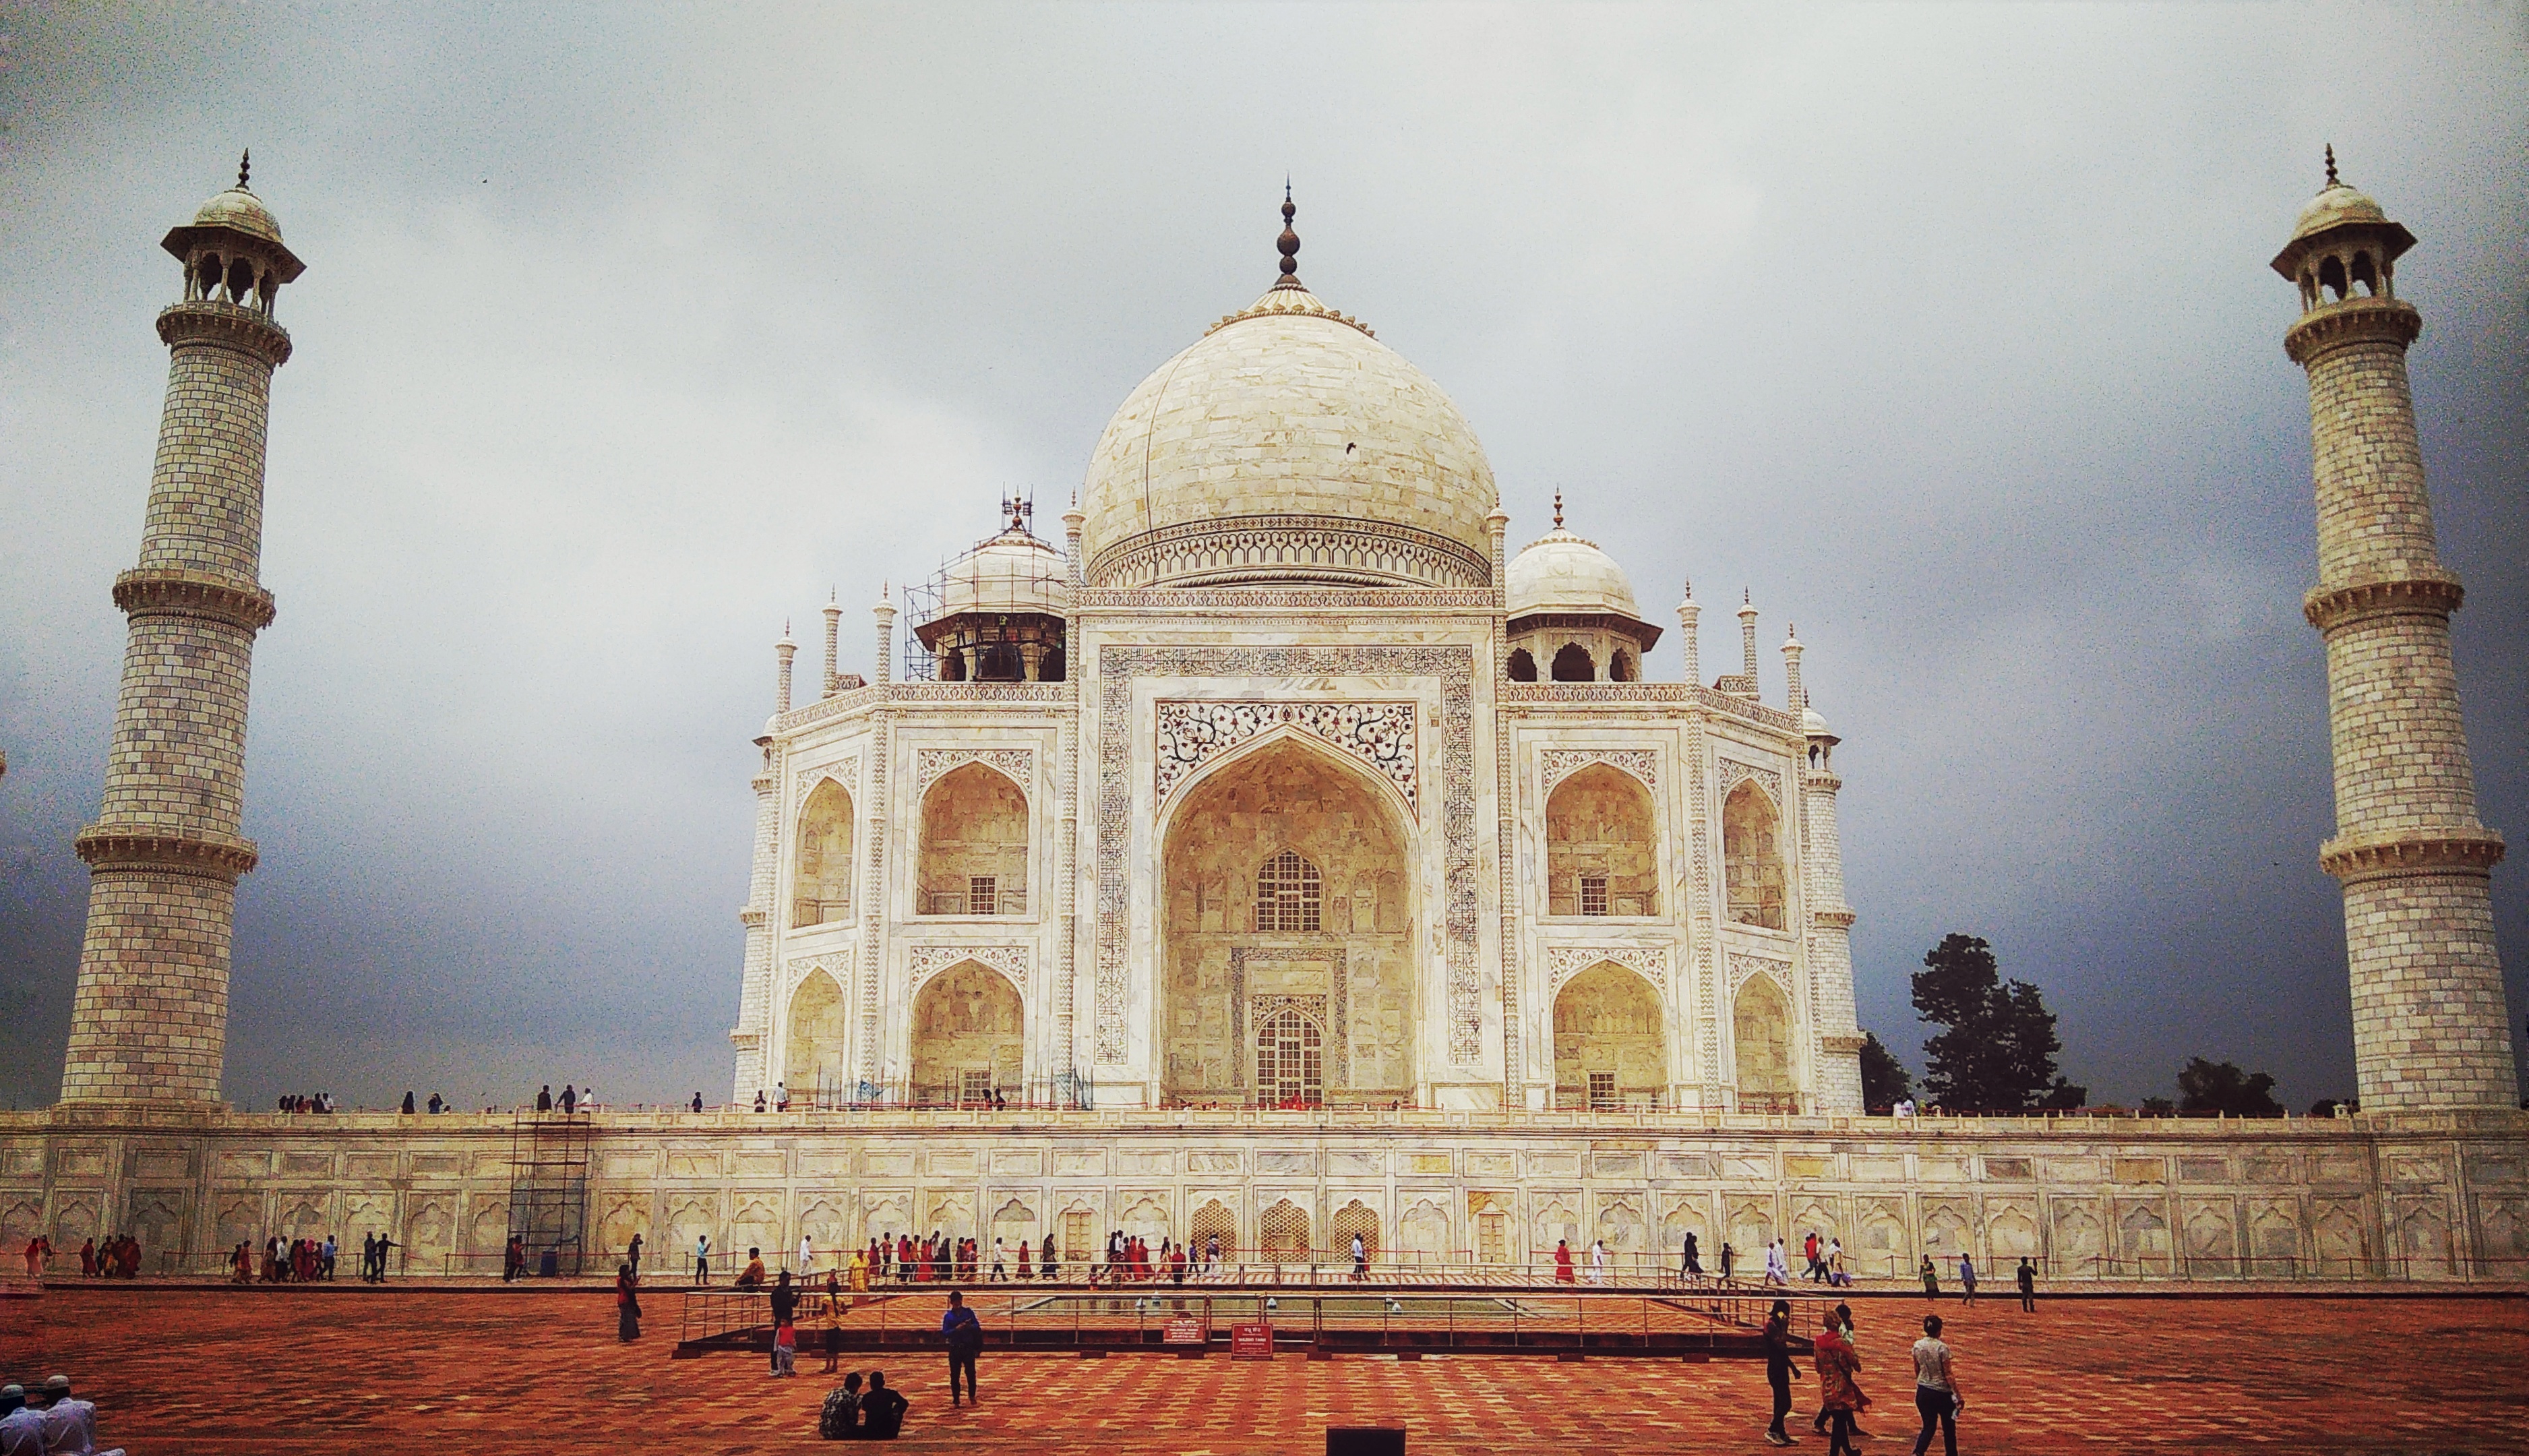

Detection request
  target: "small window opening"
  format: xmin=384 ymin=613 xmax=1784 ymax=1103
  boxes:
xmin=2319 ymin=254 xmax=2348 ymax=301
xmin=960 ymin=1069 xmax=992 ymax=1106
xmin=1550 ymin=643 xmax=1595 ymax=682
xmin=1610 ymin=649 xmax=1637 ymax=682
xmin=1588 ymin=1071 xmax=1618 ymax=1112
xmin=968 ymin=875 xmax=998 ymax=915
xmin=2350 ymin=251 xmax=2377 ymax=296
xmin=979 ymin=643 xmax=1022 ymax=681
xmin=1254 ymin=849 xmax=1322 ymax=933
xmin=1506 ymin=648 xmax=1537 ymax=682
xmin=1579 ymin=874 xmax=1609 ymax=917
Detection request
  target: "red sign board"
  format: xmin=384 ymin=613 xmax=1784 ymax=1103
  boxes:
xmin=1164 ymin=1316 xmax=1205 ymax=1345
xmin=1231 ymin=1323 xmax=1273 ymax=1360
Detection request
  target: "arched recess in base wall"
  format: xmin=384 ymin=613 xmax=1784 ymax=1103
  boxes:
xmin=785 ymin=969 xmax=847 ymax=1097
xmin=1331 ymin=1199 xmax=1380 ymax=1261
xmin=1732 ymin=973 xmax=1795 ymax=1103
xmin=1260 ymin=1199 xmax=1311 ymax=1261
xmin=909 ymin=961 xmax=1024 ymax=1100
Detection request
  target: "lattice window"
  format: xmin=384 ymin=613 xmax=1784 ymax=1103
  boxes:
xmin=1254 ymin=849 xmax=1322 ymax=932
xmin=969 ymin=876 xmax=997 ymax=915
xmin=1256 ymin=1008 xmax=1324 ymax=1105
xmin=1062 ymin=1209 xmax=1094 ymax=1263
xmin=1260 ymin=1201 xmax=1312 ymax=1263
xmin=1589 ymin=1071 xmax=1618 ymax=1111
xmin=960 ymin=1069 xmax=992 ymax=1105
xmin=1190 ymin=1201 xmax=1237 ymax=1263
xmin=1579 ymin=874 xmax=1609 ymax=916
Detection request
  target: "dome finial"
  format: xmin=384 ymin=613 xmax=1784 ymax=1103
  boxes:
xmin=237 ymin=149 xmax=251 ymax=190
xmin=1274 ymin=181 xmax=1303 ymax=290
xmin=2323 ymin=143 xmax=2338 ymax=187
xmin=1552 ymin=490 xmax=1564 ymax=529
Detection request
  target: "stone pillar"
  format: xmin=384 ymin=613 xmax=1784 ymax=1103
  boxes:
xmin=1063 ymin=499 xmax=1087 ymax=588
xmin=1737 ymin=595 xmax=1760 ymax=699
xmin=1781 ymin=626 xmax=1804 ymax=712
xmin=729 ymin=735 xmax=781 ymax=1104
xmin=62 ymin=169 xmax=305 ymax=1105
xmin=2274 ymin=159 xmax=2513 ymax=1110
xmin=821 ymin=592 xmax=842 ymax=698
xmin=774 ymin=626 xmax=797 ymax=715
xmin=1801 ymin=709 xmax=1862 ymax=1112
xmin=872 ymin=589 xmax=896 ymax=686
xmin=1676 ymin=583 xmax=1700 ymax=688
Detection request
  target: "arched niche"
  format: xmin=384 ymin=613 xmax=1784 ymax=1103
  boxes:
xmin=1552 ymin=962 xmax=1666 ymax=1109
xmin=1733 ymin=972 xmax=1796 ymax=1110
xmin=1550 ymin=642 xmax=1595 ymax=681
xmin=785 ymin=969 xmax=847 ymax=1100
xmin=1722 ymin=780 xmax=1787 ymax=930
xmin=1159 ymin=735 xmax=1415 ymax=1105
xmin=1506 ymin=648 xmax=1537 ymax=682
xmin=1545 ymin=763 xmax=1657 ymax=916
xmin=1609 ymin=648 xmax=1638 ymax=681
xmin=917 ymin=762 xmax=1029 ymax=915
xmin=909 ymin=961 xmax=1023 ymax=1103
xmin=1260 ymin=1199 xmax=1311 ymax=1263
xmin=793 ymin=779 xmax=855 ymax=927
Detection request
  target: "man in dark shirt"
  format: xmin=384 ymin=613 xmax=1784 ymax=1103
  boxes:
xmin=942 ymin=1290 xmax=983 ymax=1406
xmin=1762 ymin=1298 xmax=1803 ymax=1446
xmin=768 ymin=1271 xmax=799 ymax=1373
xmin=860 ymin=1370 xmax=909 ymax=1438
xmin=2016 ymin=1257 xmax=2037 ymax=1312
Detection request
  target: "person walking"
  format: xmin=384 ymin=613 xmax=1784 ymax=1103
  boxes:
xmin=1765 ymin=1240 xmax=1791 ymax=1286
xmin=1761 ymin=1298 xmax=1802 ymax=1446
xmin=1553 ymin=1238 xmax=1576 ymax=1284
xmin=799 ymin=1232 xmax=816 ymax=1277
xmin=1910 ymin=1313 xmax=1964 ymax=1456
xmin=628 ymin=1232 xmax=644 ymax=1276
xmin=942 ymin=1290 xmax=983 ymax=1407
xmin=1351 ymin=1233 xmax=1368 ymax=1282
xmin=1719 ymin=1242 xmax=1736 ymax=1283
xmin=1957 ymin=1252 xmax=1978 ymax=1306
xmin=1815 ymin=1310 xmax=1869 ymax=1456
xmin=1589 ymin=1238 xmax=1609 ymax=1285
xmin=2016 ymin=1257 xmax=2036 ymax=1312
xmin=1919 ymin=1254 xmax=1941 ymax=1300
xmin=1682 ymin=1231 xmax=1702 ymax=1281
xmin=615 ymin=1261 xmax=642 ymax=1341
xmin=694 ymin=1232 xmax=711 ymax=1286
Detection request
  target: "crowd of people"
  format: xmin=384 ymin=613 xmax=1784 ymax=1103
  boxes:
xmin=274 ymin=1092 xmax=337 ymax=1114
xmin=1761 ymin=1299 xmax=1972 ymax=1456
xmin=46 ymin=1236 xmax=146 ymax=1280
xmin=0 ymin=1374 xmax=122 ymax=1456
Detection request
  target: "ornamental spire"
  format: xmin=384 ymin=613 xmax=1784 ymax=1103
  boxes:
xmin=1552 ymin=490 xmax=1564 ymax=530
xmin=238 ymin=148 xmax=251 ymax=189
xmin=1274 ymin=181 xmax=1304 ymax=291
xmin=2323 ymin=142 xmax=2338 ymax=187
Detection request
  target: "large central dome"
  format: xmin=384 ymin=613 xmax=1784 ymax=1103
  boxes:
xmin=1079 ymin=202 xmax=1498 ymax=589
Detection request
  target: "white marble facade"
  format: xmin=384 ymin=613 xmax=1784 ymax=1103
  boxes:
xmin=729 ymin=233 xmax=1864 ymax=1115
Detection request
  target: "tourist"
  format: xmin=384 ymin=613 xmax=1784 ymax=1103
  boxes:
xmin=0 ymin=1385 xmax=42 ymax=1456
xmin=2017 ymin=1257 xmax=2036 ymax=1312
xmin=1919 ymin=1255 xmax=1941 ymax=1301
xmin=1039 ymin=1240 xmax=1059 ymax=1281
xmin=1682 ymin=1230 xmax=1701 ymax=1281
xmin=1719 ymin=1242 xmax=1736 ymax=1282
xmin=1171 ymin=1240 xmax=1189 ymax=1285
xmin=79 ymin=1238 xmax=96 ymax=1277
xmin=1553 ymin=1238 xmax=1575 ymax=1283
xmin=427 ymin=1093 xmax=444 ymax=1114
xmin=1015 ymin=1239 xmax=1031 ymax=1281
xmin=401 ymin=1091 xmax=416 ymax=1114
xmin=799 ymin=1232 xmax=816 ymax=1277
xmin=628 ymin=1232 xmax=644 ymax=1275
xmin=1761 ymin=1300 xmax=1801 ymax=1446
xmin=33 ymin=1374 xmax=119 ymax=1456
xmin=754 ymin=1089 xmax=767 ymax=1113
xmin=691 ymin=1092 xmax=704 ymax=1113
xmin=943 ymin=1289 xmax=983 ymax=1406
xmin=617 ymin=1261 xmax=642 ymax=1342
xmin=774 ymin=1081 xmax=789 ymax=1112
xmin=860 ymin=1370 xmax=909 ymax=1439
xmin=373 ymin=1232 xmax=399 ymax=1281
xmin=1911 ymin=1314 xmax=1963 ymax=1456
xmin=1812 ymin=1304 xmax=1864 ymax=1439
xmin=741 ymin=1247 xmax=769 ymax=1287
xmin=1957 ymin=1252 xmax=1977 ymax=1306
xmin=1827 ymin=1238 xmax=1849 ymax=1288
xmin=1815 ymin=1311 xmax=1868 ymax=1456
xmin=1804 ymin=1231 xmax=1823 ymax=1281
xmin=1764 ymin=1240 xmax=1790 ymax=1286
xmin=503 ymin=1234 xmax=524 ymax=1282
xmin=694 ymin=1233 xmax=712 ymax=1286
xmin=820 ymin=1372 xmax=864 ymax=1438
xmin=322 ymin=1233 xmax=338 ymax=1280
xmin=231 ymin=1241 xmax=253 ymax=1283
xmin=560 ymin=1083 xmax=578 ymax=1114
xmin=1205 ymin=1233 xmax=1221 ymax=1275
xmin=536 ymin=1085 xmax=553 ymax=1112
xmin=768 ymin=1269 xmax=797 ymax=1371
xmin=1352 ymin=1232 xmax=1369 ymax=1282
xmin=990 ymin=1238 xmax=1007 ymax=1281
xmin=849 ymin=1244 xmax=870 ymax=1300
xmin=772 ymin=1314 xmax=799 ymax=1377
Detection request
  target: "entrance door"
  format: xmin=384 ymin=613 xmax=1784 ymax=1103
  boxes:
xmin=1255 ymin=1008 xmax=1324 ymax=1105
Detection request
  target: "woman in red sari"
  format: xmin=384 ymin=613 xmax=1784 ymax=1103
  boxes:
xmin=1553 ymin=1239 xmax=1576 ymax=1284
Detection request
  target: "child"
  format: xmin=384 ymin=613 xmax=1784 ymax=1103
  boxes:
xmin=772 ymin=1316 xmax=797 ymax=1377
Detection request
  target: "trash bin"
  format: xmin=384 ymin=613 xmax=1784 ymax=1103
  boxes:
xmin=539 ymin=1248 xmax=560 ymax=1278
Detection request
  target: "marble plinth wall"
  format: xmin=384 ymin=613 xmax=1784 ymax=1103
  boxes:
xmin=3 ymin=1111 xmax=2524 ymax=1281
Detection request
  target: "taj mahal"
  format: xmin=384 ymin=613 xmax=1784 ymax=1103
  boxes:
xmin=4 ymin=158 xmax=2521 ymax=1284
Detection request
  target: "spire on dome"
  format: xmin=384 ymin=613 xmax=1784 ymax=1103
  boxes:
xmin=2324 ymin=143 xmax=2338 ymax=187
xmin=1552 ymin=490 xmax=1564 ymax=530
xmin=238 ymin=149 xmax=251 ymax=190
xmin=1273 ymin=182 xmax=1304 ymax=291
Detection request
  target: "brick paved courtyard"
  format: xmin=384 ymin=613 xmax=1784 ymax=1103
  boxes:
xmin=5 ymin=1284 xmax=2526 ymax=1453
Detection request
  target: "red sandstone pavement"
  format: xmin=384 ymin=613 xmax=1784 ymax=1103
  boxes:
xmin=5 ymin=1285 xmax=2527 ymax=1453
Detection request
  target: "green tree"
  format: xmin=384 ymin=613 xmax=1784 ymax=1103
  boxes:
xmin=1858 ymin=1031 xmax=1914 ymax=1108
xmin=2175 ymin=1058 xmax=2284 ymax=1117
xmin=1910 ymin=934 xmax=2088 ymax=1112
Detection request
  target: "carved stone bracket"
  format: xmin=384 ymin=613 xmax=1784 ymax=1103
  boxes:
xmin=1156 ymin=700 xmax=1418 ymax=816
xmin=2320 ymin=826 xmax=2506 ymax=885
xmin=1728 ymin=952 xmax=1792 ymax=993
xmin=793 ymin=756 xmax=861 ymax=810
xmin=113 ymin=568 xmax=276 ymax=632
xmin=2303 ymin=576 xmax=2465 ymax=634
xmin=1715 ymin=756 xmax=1784 ymax=806
xmin=74 ymin=825 xmax=258 ymax=882
xmin=907 ymin=943 xmax=1031 ymax=994
xmin=1538 ymin=748 xmax=1657 ymax=797
xmin=1545 ymin=944 xmax=1670 ymax=996
xmin=914 ymin=748 xmax=1035 ymax=801
xmin=782 ymin=952 xmax=851 ymax=997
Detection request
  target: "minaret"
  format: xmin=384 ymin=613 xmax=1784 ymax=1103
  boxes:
xmin=2274 ymin=150 xmax=2513 ymax=1110
xmin=821 ymin=590 xmax=842 ymax=698
xmin=872 ymin=586 xmax=896 ymax=685
xmin=1676 ymin=582 xmax=1700 ymax=687
xmin=60 ymin=158 xmax=305 ymax=1105
xmin=1787 ymin=628 xmax=1864 ymax=1112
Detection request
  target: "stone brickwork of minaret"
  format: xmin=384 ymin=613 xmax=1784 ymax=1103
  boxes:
xmin=1789 ymin=627 xmax=1864 ymax=1112
xmin=2274 ymin=151 xmax=2515 ymax=1110
xmin=60 ymin=161 xmax=305 ymax=1105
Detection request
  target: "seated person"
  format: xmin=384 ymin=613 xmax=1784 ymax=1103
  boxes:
xmin=34 ymin=1375 xmax=125 ymax=1456
xmin=859 ymin=1370 xmax=908 ymax=1440
xmin=735 ymin=1247 xmax=768 ymax=1287
xmin=818 ymin=1372 xmax=863 ymax=1438
xmin=0 ymin=1385 xmax=45 ymax=1456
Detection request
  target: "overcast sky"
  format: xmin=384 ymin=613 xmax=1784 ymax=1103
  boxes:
xmin=3 ymin=4 xmax=2522 ymax=1113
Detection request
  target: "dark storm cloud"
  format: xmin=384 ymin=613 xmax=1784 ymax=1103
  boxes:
xmin=2 ymin=3 xmax=2522 ymax=1112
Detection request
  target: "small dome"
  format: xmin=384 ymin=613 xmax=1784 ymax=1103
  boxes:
xmin=2291 ymin=181 xmax=2386 ymax=243
xmin=938 ymin=526 xmax=1069 ymax=617
xmin=1507 ymin=524 xmax=1639 ymax=618
xmin=1802 ymin=706 xmax=1833 ymax=737
xmin=193 ymin=186 xmax=286 ymax=247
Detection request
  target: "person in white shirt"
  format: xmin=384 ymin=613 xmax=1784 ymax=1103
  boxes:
xmin=0 ymin=1385 xmax=47 ymax=1456
xmin=35 ymin=1374 xmax=126 ymax=1456
xmin=797 ymin=1234 xmax=816 ymax=1275
xmin=1588 ymin=1239 xmax=1608 ymax=1285
xmin=1763 ymin=1239 xmax=1791 ymax=1285
xmin=1910 ymin=1315 xmax=1965 ymax=1456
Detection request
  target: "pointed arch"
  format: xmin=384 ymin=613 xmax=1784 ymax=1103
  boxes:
xmin=785 ymin=968 xmax=847 ymax=1099
xmin=1552 ymin=961 xmax=1666 ymax=1109
xmin=1723 ymin=779 xmax=1787 ymax=930
xmin=1190 ymin=1200 xmax=1238 ymax=1262
xmin=1331 ymin=1199 xmax=1380 ymax=1264
xmin=917 ymin=761 xmax=1029 ymax=916
xmin=1260 ymin=1199 xmax=1311 ymax=1263
xmin=793 ymin=778 xmax=855 ymax=926
xmin=1546 ymin=762 xmax=1657 ymax=915
xmin=1550 ymin=642 xmax=1595 ymax=681
xmin=1506 ymin=647 xmax=1537 ymax=682
xmin=1732 ymin=972 xmax=1795 ymax=1108
xmin=909 ymin=959 xmax=1023 ymax=1103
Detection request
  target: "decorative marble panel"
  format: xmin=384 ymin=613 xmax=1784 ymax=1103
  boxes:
xmin=915 ymin=748 xmax=1035 ymax=800
xmin=1155 ymin=700 xmax=1417 ymax=816
xmin=1539 ymin=748 xmax=1658 ymax=796
xmin=792 ymin=756 xmax=861 ymax=810
xmin=1545 ymin=944 xmax=1670 ymax=994
xmin=907 ymin=943 xmax=1030 ymax=993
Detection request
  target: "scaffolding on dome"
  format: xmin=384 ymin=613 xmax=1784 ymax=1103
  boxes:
xmin=898 ymin=493 xmax=1069 ymax=683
